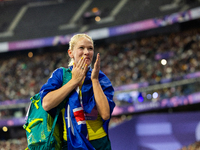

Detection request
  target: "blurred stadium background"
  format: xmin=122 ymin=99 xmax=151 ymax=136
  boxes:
xmin=1 ymin=0 xmax=200 ymax=149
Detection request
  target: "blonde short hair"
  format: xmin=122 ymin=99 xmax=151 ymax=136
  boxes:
xmin=68 ymin=34 xmax=93 ymax=66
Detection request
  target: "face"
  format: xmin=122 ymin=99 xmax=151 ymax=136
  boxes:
xmin=68 ymin=37 xmax=94 ymax=66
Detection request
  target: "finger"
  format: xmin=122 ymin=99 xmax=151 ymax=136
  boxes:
xmin=97 ymin=53 xmax=100 ymax=64
xmin=79 ymin=57 xmax=86 ymax=70
xmin=83 ymin=64 xmax=88 ymax=74
xmin=73 ymin=62 xmax=76 ymax=68
xmin=77 ymin=57 xmax=84 ymax=68
xmin=95 ymin=53 xmax=100 ymax=68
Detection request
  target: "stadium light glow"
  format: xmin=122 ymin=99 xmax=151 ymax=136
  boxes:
xmin=147 ymin=94 xmax=151 ymax=99
xmin=95 ymin=16 xmax=101 ymax=22
xmin=2 ymin=126 xmax=8 ymax=132
xmin=138 ymin=92 xmax=144 ymax=102
xmin=152 ymin=92 xmax=158 ymax=99
xmin=28 ymin=52 xmax=33 ymax=58
xmin=92 ymin=7 xmax=99 ymax=13
xmin=161 ymin=59 xmax=167 ymax=65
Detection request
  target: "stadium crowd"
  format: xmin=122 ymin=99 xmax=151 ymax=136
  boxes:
xmin=0 ymin=27 xmax=200 ymax=150
xmin=1 ymin=28 xmax=200 ymax=103
xmin=0 ymin=137 xmax=27 ymax=150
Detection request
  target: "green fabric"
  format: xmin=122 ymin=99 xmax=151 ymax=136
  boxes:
xmin=90 ymin=136 xmax=112 ymax=150
xmin=23 ymin=68 xmax=72 ymax=150
xmin=23 ymin=93 xmax=61 ymax=150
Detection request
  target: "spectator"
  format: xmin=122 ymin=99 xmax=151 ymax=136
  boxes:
xmin=0 ymin=28 xmax=200 ymax=103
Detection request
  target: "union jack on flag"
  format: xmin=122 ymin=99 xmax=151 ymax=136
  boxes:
xmin=63 ymin=66 xmax=115 ymax=150
xmin=65 ymin=87 xmax=95 ymax=150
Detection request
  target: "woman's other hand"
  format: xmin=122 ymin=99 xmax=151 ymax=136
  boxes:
xmin=91 ymin=53 xmax=100 ymax=81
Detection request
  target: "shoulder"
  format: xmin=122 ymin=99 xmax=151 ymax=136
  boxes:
xmin=99 ymin=70 xmax=110 ymax=82
xmin=88 ymin=67 xmax=112 ymax=85
xmin=46 ymin=68 xmax=64 ymax=86
xmin=40 ymin=68 xmax=64 ymax=98
xmin=52 ymin=67 xmax=63 ymax=75
xmin=50 ymin=68 xmax=63 ymax=79
xmin=98 ymin=70 xmax=113 ymax=89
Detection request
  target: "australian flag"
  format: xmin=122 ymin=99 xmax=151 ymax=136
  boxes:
xmin=64 ymin=66 xmax=115 ymax=150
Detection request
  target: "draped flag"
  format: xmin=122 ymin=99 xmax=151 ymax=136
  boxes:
xmin=40 ymin=66 xmax=115 ymax=149
xmin=65 ymin=86 xmax=95 ymax=150
xmin=63 ymin=66 xmax=115 ymax=150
